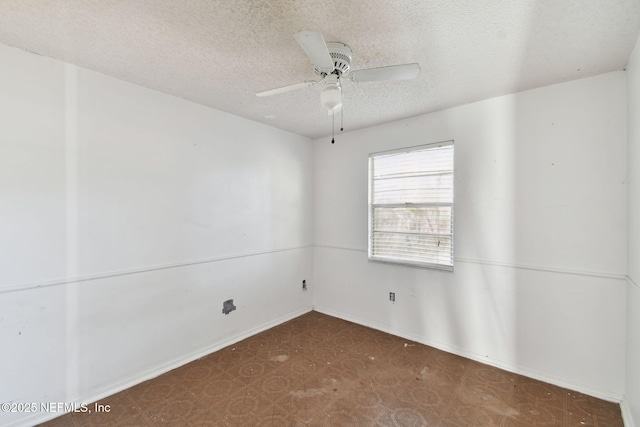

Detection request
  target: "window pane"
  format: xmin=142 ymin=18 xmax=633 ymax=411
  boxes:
xmin=371 ymin=232 xmax=453 ymax=266
xmin=373 ymin=206 xmax=452 ymax=235
xmin=368 ymin=142 xmax=454 ymax=269
xmin=374 ymin=146 xmax=453 ymax=179
xmin=372 ymin=173 xmax=453 ymax=204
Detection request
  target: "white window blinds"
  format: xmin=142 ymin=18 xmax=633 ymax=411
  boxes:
xmin=368 ymin=141 xmax=454 ymax=270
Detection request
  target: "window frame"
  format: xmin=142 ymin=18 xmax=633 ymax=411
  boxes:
xmin=367 ymin=140 xmax=454 ymax=271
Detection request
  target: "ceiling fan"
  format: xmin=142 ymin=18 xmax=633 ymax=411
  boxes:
xmin=256 ymin=31 xmax=420 ymax=115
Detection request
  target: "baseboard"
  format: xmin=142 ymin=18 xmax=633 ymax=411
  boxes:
xmin=621 ymin=398 xmax=636 ymax=427
xmin=313 ymin=305 xmax=623 ymax=403
xmin=10 ymin=306 xmax=312 ymax=427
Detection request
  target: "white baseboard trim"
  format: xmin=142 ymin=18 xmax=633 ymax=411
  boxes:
xmin=621 ymin=398 xmax=635 ymax=427
xmin=313 ymin=305 xmax=624 ymax=403
xmin=10 ymin=307 xmax=312 ymax=427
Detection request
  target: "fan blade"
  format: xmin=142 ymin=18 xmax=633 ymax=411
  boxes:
xmin=350 ymin=63 xmax=420 ymax=82
xmin=256 ymin=80 xmax=317 ymax=97
xmin=294 ymin=31 xmax=334 ymax=74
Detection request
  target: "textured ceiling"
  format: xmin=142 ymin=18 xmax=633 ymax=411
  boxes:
xmin=1 ymin=0 xmax=639 ymax=139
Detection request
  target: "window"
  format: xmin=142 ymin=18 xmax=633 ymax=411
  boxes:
xmin=368 ymin=141 xmax=454 ymax=270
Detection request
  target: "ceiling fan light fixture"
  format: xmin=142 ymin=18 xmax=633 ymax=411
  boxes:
xmin=320 ymin=83 xmax=341 ymax=111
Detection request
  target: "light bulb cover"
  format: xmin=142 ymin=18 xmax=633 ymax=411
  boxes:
xmin=321 ymin=84 xmax=342 ymax=111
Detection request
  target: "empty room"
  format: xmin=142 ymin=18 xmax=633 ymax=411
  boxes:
xmin=1 ymin=1 xmax=639 ymax=426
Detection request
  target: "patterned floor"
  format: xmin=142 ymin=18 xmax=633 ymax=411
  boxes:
xmin=41 ymin=311 xmax=623 ymax=426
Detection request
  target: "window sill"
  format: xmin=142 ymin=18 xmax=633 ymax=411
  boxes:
xmin=368 ymin=256 xmax=454 ymax=271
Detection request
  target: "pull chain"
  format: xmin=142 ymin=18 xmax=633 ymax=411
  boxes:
xmin=331 ymin=110 xmax=335 ymax=144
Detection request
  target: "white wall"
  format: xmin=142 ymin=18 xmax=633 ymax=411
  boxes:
xmin=313 ymin=72 xmax=628 ymax=400
xmin=0 ymin=44 xmax=313 ymax=426
xmin=625 ymin=33 xmax=640 ymax=427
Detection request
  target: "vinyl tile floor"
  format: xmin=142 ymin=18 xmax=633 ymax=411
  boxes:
xmin=41 ymin=311 xmax=623 ymax=426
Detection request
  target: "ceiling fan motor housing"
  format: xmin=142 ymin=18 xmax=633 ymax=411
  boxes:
xmin=314 ymin=42 xmax=353 ymax=76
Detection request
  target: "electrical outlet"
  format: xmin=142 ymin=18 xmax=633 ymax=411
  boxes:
xmin=302 ymin=280 xmax=307 ymax=291
xmin=389 ymin=292 xmax=395 ymax=302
